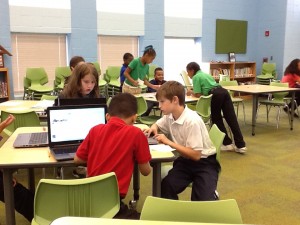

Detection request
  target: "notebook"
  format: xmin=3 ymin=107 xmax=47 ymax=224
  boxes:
xmin=47 ymin=104 xmax=107 ymax=161
xmin=13 ymin=132 xmax=48 ymax=148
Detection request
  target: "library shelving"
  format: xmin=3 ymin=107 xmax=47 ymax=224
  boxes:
xmin=0 ymin=68 xmax=10 ymax=102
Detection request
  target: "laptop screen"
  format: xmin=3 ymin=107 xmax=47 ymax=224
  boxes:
xmin=47 ymin=105 xmax=106 ymax=146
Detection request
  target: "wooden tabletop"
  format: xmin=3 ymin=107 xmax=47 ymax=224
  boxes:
xmin=0 ymin=100 xmax=54 ymax=113
xmin=223 ymin=84 xmax=299 ymax=94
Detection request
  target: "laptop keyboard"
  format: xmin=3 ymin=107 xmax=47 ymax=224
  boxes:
xmin=52 ymin=145 xmax=78 ymax=154
xmin=28 ymin=132 xmax=48 ymax=145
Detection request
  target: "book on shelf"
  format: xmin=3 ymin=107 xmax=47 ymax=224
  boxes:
xmin=0 ymin=82 xmax=8 ymax=97
xmin=234 ymin=67 xmax=253 ymax=78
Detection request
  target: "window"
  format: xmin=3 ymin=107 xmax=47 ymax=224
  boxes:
xmin=11 ymin=33 xmax=67 ymax=94
xmin=98 ymin=36 xmax=138 ymax=74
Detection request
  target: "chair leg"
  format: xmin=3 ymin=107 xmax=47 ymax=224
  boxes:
xmin=242 ymin=101 xmax=246 ymax=124
xmin=276 ymin=107 xmax=280 ymax=129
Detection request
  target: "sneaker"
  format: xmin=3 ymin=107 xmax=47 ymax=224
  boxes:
xmin=283 ymin=106 xmax=289 ymax=114
xmin=221 ymin=144 xmax=235 ymax=151
xmin=235 ymin=147 xmax=247 ymax=154
xmin=72 ymin=167 xmax=86 ymax=179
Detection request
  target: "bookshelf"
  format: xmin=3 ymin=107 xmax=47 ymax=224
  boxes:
xmin=0 ymin=68 xmax=10 ymax=102
xmin=209 ymin=62 xmax=256 ymax=84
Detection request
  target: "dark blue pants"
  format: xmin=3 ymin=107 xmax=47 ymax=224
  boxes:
xmin=161 ymin=155 xmax=220 ymax=201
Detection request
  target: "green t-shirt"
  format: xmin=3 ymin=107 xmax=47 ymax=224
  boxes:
xmin=125 ymin=58 xmax=149 ymax=86
xmin=192 ymin=70 xmax=219 ymax=96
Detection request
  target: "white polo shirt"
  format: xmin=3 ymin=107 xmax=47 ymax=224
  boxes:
xmin=156 ymin=106 xmax=216 ymax=158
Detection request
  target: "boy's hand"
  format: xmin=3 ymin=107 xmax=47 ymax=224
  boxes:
xmin=0 ymin=114 xmax=15 ymax=133
xmin=132 ymin=80 xmax=139 ymax=87
xmin=186 ymin=89 xmax=193 ymax=96
xmin=154 ymin=134 xmax=171 ymax=145
xmin=143 ymin=127 xmax=158 ymax=137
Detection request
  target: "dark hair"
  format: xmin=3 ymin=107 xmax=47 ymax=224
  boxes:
xmin=154 ymin=67 xmax=163 ymax=74
xmin=123 ymin=53 xmax=133 ymax=60
xmin=284 ymin=59 xmax=300 ymax=76
xmin=156 ymin=81 xmax=185 ymax=106
xmin=143 ymin=45 xmax=156 ymax=57
xmin=186 ymin=62 xmax=201 ymax=75
xmin=69 ymin=56 xmax=85 ymax=70
xmin=108 ymin=93 xmax=138 ymax=118
xmin=62 ymin=63 xmax=100 ymax=98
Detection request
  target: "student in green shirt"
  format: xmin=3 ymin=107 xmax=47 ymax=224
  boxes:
xmin=186 ymin=62 xmax=247 ymax=154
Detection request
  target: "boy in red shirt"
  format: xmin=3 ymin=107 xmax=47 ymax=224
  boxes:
xmin=74 ymin=93 xmax=152 ymax=218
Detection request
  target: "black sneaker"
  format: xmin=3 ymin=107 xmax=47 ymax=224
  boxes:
xmin=293 ymin=111 xmax=299 ymax=118
xmin=283 ymin=106 xmax=289 ymax=114
xmin=72 ymin=167 xmax=86 ymax=179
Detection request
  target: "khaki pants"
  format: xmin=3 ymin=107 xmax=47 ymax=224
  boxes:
xmin=122 ymin=84 xmax=142 ymax=94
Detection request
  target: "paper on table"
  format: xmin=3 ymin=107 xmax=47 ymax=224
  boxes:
xmin=0 ymin=101 xmax=23 ymax=106
xmin=31 ymin=100 xmax=54 ymax=109
xmin=150 ymin=144 xmax=174 ymax=152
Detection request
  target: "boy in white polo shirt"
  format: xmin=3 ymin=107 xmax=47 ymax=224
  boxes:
xmin=146 ymin=81 xmax=220 ymax=201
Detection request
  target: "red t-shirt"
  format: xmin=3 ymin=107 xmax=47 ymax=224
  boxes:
xmin=282 ymin=73 xmax=300 ymax=88
xmin=76 ymin=117 xmax=151 ymax=197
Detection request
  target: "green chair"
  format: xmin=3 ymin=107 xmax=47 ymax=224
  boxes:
xmin=54 ymin=66 xmax=71 ymax=93
xmin=41 ymin=95 xmax=58 ymax=100
xmin=140 ymin=196 xmax=243 ymax=224
xmin=105 ymin=66 xmax=121 ymax=97
xmin=147 ymin=64 xmax=158 ymax=81
xmin=257 ymin=82 xmax=290 ymax=129
xmin=1 ymin=109 xmax=41 ymax=135
xmin=23 ymin=77 xmax=33 ymax=100
xmin=219 ymin=80 xmax=246 ymax=124
xmin=31 ymin=172 xmax=120 ymax=225
xmin=257 ymin=63 xmax=276 ymax=85
xmin=136 ymin=96 xmax=161 ymax=126
xmin=92 ymin=62 xmax=108 ymax=97
xmin=195 ymin=94 xmax=212 ymax=127
xmin=26 ymin=67 xmax=54 ymax=100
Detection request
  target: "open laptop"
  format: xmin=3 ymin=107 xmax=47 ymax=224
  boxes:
xmin=47 ymin=104 xmax=107 ymax=161
xmin=13 ymin=132 xmax=48 ymax=148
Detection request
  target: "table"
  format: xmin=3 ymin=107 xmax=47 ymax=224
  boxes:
xmin=51 ymin=217 xmax=241 ymax=225
xmin=223 ymin=84 xmax=300 ymax=135
xmin=0 ymin=127 xmax=175 ymax=225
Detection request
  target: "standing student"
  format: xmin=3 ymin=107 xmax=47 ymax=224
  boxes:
xmin=74 ymin=93 xmax=151 ymax=219
xmin=64 ymin=56 xmax=85 ymax=87
xmin=186 ymin=62 xmax=247 ymax=154
xmin=0 ymin=115 xmax=34 ymax=222
xmin=146 ymin=81 xmax=219 ymax=201
xmin=123 ymin=45 xmax=160 ymax=94
xmin=120 ymin=53 xmax=134 ymax=91
xmin=59 ymin=62 xmax=100 ymax=99
xmin=143 ymin=67 xmax=166 ymax=116
xmin=282 ymin=58 xmax=300 ymax=117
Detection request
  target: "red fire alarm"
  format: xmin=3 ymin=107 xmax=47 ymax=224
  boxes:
xmin=265 ymin=30 xmax=270 ymax=37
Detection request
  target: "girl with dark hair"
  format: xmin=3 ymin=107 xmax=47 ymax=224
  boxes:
xmin=123 ymin=45 xmax=161 ymax=94
xmin=282 ymin=58 xmax=300 ymax=116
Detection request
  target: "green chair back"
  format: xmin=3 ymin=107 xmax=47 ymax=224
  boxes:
xmin=219 ymin=80 xmax=239 ymax=98
xmin=1 ymin=109 xmax=40 ymax=134
xmin=32 ymin=173 xmax=120 ymax=225
xmin=106 ymin=66 xmax=121 ymax=81
xmin=92 ymin=62 xmax=101 ymax=75
xmin=209 ymin=124 xmax=225 ymax=163
xmin=26 ymin=67 xmax=49 ymax=86
xmin=262 ymin=63 xmax=276 ymax=77
xmin=147 ymin=64 xmax=157 ymax=81
xmin=270 ymin=82 xmax=289 ymax=101
xmin=41 ymin=95 xmax=58 ymax=100
xmin=140 ymin=196 xmax=243 ymax=224
xmin=195 ymin=94 xmax=212 ymax=124
xmin=136 ymin=96 xmax=147 ymax=116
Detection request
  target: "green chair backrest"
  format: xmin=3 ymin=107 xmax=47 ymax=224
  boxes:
xmin=262 ymin=63 xmax=276 ymax=77
xmin=147 ymin=64 xmax=158 ymax=81
xmin=41 ymin=95 xmax=58 ymax=100
xmin=1 ymin=109 xmax=40 ymax=134
xmin=140 ymin=196 xmax=243 ymax=224
xmin=136 ymin=96 xmax=147 ymax=116
xmin=106 ymin=66 xmax=121 ymax=80
xmin=26 ymin=67 xmax=49 ymax=86
xmin=195 ymin=94 xmax=212 ymax=122
xmin=270 ymin=82 xmax=289 ymax=101
xmin=32 ymin=172 xmax=120 ymax=225
xmin=24 ymin=77 xmax=31 ymax=89
xmin=92 ymin=62 xmax=101 ymax=75
xmin=209 ymin=124 xmax=225 ymax=163
xmin=219 ymin=80 xmax=239 ymax=98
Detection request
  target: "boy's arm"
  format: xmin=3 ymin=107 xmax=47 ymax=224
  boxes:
xmin=138 ymin=162 xmax=151 ymax=176
xmin=155 ymin=134 xmax=202 ymax=161
xmin=74 ymin=155 xmax=86 ymax=164
xmin=144 ymin=79 xmax=160 ymax=90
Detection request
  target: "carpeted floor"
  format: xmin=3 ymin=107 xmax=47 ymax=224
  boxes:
xmin=1 ymin=99 xmax=300 ymax=225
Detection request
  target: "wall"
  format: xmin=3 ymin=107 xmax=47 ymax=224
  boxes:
xmin=256 ymin=0 xmax=287 ymax=78
xmin=0 ymin=0 xmax=14 ymax=98
xmin=283 ymin=0 xmax=300 ymax=73
xmin=202 ymin=0 xmax=259 ymax=63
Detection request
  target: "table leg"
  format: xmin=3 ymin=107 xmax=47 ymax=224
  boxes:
xmin=152 ymin=162 xmax=161 ymax=197
xmin=290 ymin=92 xmax=295 ymax=130
xmin=252 ymin=94 xmax=259 ymax=136
xmin=3 ymin=169 xmax=16 ymax=225
xmin=28 ymin=168 xmax=35 ymax=193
